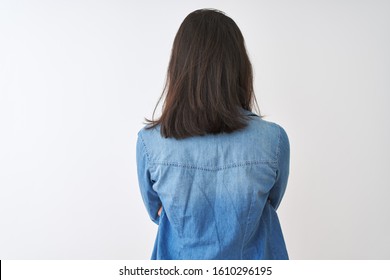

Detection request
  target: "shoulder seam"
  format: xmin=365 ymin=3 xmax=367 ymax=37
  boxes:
xmin=138 ymin=132 xmax=151 ymax=163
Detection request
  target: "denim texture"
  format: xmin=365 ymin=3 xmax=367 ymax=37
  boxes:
xmin=136 ymin=109 xmax=290 ymax=259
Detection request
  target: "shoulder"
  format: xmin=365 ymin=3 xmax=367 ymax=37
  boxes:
xmin=137 ymin=124 xmax=172 ymax=152
xmin=255 ymin=119 xmax=290 ymax=156
xmin=248 ymin=116 xmax=288 ymax=140
xmin=137 ymin=124 xmax=161 ymax=139
xmin=260 ymin=120 xmax=288 ymax=144
xmin=240 ymin=109 xmax=285 ymax=137
xmin=245 ymin=117 xmax=290 ymax=160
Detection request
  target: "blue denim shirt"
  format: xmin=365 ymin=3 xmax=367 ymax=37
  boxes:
xmin=136 ymin=109 xmax=290 ymax=259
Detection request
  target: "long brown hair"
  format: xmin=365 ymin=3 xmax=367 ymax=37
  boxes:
xmin=145 ymin=9 xmax=261 ymax=139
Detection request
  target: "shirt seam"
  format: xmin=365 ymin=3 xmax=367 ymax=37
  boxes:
xmin=275 ymin=125 xmax=282 ymax=169
xmin=241 ymin=189 xmax=256 ymax=259
xmin=149 ymin=160 xmax=277 ymax=171
xmin=138 ymin=133 xmax=151 ymax=162
xmin=139 ymin=133 xmax=156 ymax=177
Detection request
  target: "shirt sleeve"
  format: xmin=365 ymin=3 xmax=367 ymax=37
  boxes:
xmin=136 ymin=132 xmax=161 ymax=224
xmin=269 ymin=125 xmax=290 ymax=210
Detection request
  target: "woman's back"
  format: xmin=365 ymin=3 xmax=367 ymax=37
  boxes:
xmin=136 ymin=109 xmax=290 ymax=259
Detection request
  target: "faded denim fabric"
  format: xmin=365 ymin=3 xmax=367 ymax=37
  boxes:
xmin=136 ymin=109 xmax=290 ymax=260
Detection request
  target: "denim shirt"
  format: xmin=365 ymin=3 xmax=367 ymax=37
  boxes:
xmin=136 ymin=109 xmax=290 ymax=259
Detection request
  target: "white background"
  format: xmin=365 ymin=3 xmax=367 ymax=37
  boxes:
xmin=0 ymin=0 xmax=389 ymax=259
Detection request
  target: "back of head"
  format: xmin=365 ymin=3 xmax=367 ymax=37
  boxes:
xmin=146 ymin=9 xmax=259 ymax=139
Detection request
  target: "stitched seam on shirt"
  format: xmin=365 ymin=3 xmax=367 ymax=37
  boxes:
xmin=139 ymin=133 xmax=151 ymax=162
xmin=241 ymin=190 xmax=256 ymax=259
xmin=221 ymin=178 xmax=241 ymax=228
xmin=194 ymin=184 xmax=223 ymax=253
xmin=221 ymin=177 xmax=243 ymax=255
xmin=139 ymin=133 xmax=158 ymax=177
xmin=275 ymin=125 xmax=282 ymax=169
xmin=150 ymin=160 xmax=276 ymax=171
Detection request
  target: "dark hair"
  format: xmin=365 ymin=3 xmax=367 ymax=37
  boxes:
xmin=145 ymin=8 xmax=261 ymax=139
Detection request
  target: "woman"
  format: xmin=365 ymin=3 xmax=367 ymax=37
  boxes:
xmin=136 ymin=9 xmax=290 ymax=260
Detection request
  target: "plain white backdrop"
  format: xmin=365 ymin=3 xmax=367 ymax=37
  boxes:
xmin=1 ymin=0 xmax=389 ymax=259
